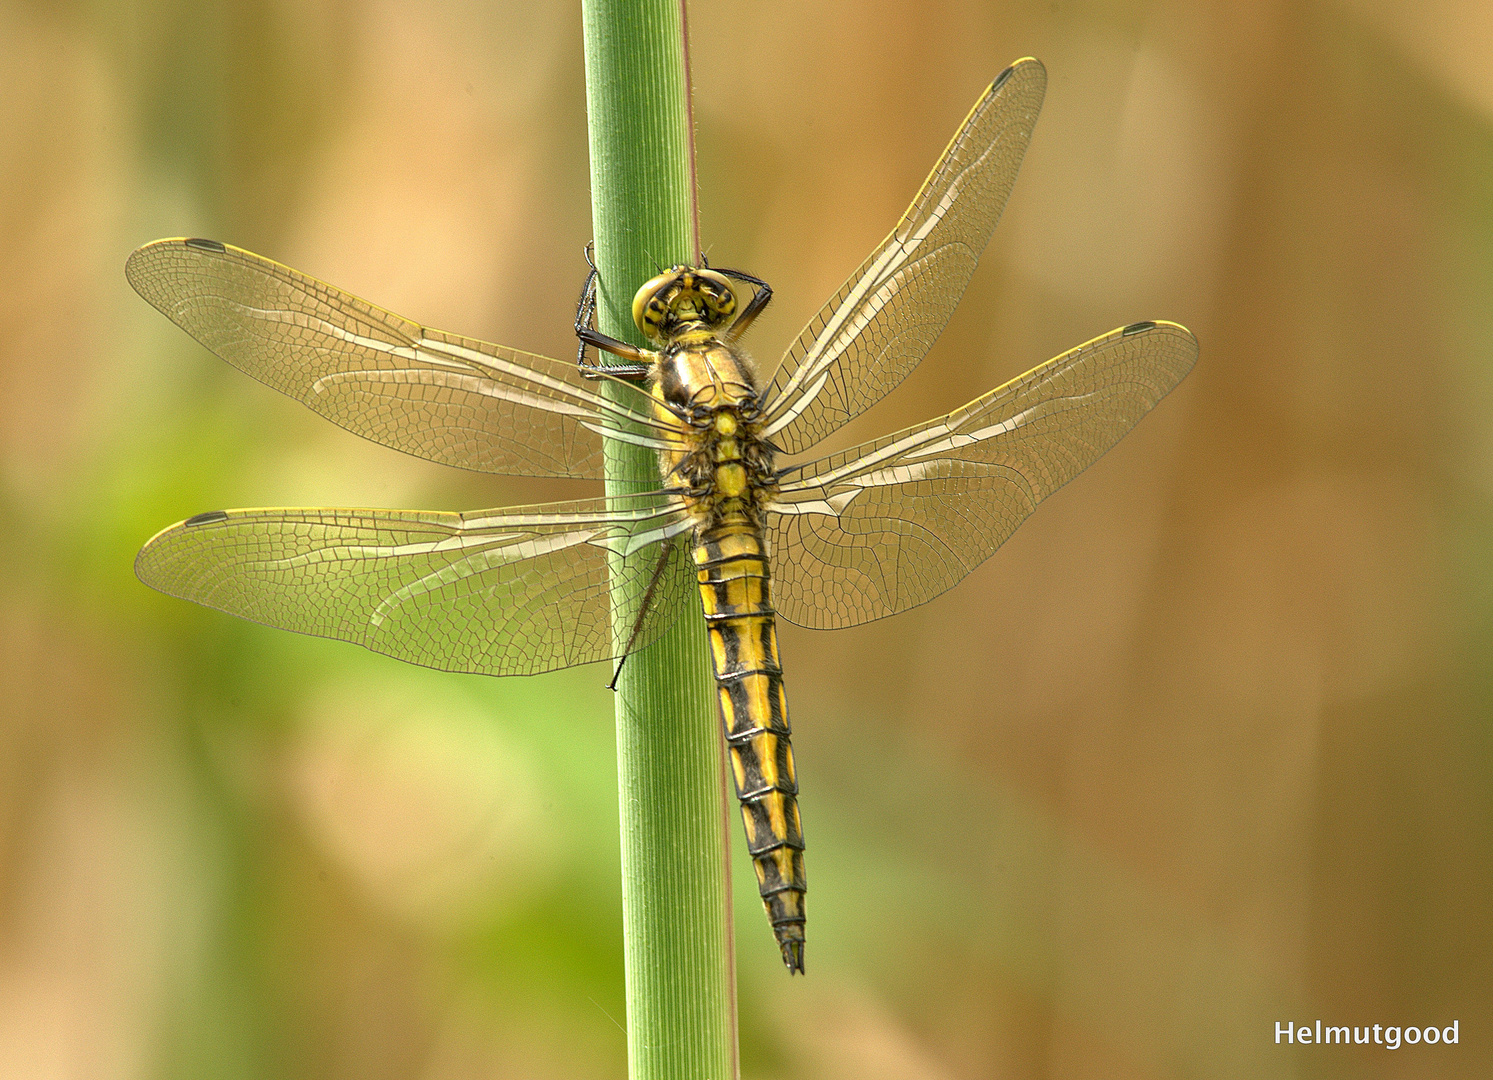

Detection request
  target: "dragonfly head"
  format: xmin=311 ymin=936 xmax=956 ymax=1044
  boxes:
xmin=632 ymin=267 xmax=737 ymax=342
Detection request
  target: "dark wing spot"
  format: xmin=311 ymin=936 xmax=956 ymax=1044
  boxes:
xmin=1122 ymin=321 xmax=1157 ymax=336
xmin=993 ymin=64 xmax=1015 ymax=92
xmin=184 ymin=510 xmax=230 ymax=526
xmin=184 ymin=238 xmax=227 ymax=253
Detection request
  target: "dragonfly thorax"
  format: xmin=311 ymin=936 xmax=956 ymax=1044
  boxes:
xmin=633 ymin=266 xmax=738 ymax=342
xmin=650 ymin=336 xmax=776 ymax=519
xmin=652 ymin=339 xmax=763 ymax=419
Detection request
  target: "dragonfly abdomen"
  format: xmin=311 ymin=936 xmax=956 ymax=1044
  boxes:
xmin=693 ymin=517 xmax=807 ymax=974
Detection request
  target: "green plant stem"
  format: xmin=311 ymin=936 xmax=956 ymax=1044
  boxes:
xmin=580 ymin=3 xmax=738 ymax=1078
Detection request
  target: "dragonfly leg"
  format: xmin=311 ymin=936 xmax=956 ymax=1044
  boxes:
xmin=575 ymin=246 xmax=654 ymax=381
xmin=702 ymin=261 xmax=773 ymax=341
xmin=577 ymin=328 xmax=652 ymax=381
xmin=607 ymin=540 xmax=677 ymax=690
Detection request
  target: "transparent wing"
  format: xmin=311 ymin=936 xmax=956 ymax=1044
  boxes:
xmin=760 ymin=58 xmax=1047 ymax=456
xmin=135 ymin=494 xmax=696 ymax=677
xmin=126 ymin=238 xmax=668 ymax=479
xmin=768 ymin=321 xmax=1196 ymax=629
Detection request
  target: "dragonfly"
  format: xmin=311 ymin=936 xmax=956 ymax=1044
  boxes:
xmin=129 ymin=57 xmax=1196 ymax=975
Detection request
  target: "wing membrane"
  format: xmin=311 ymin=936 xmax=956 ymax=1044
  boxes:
xmin=761 ymin=58 xmax=1047 ymax=455
xmin=768 ymin=321 xmax=1197 ymax=629
xmin=125 ymin=238 xmax=666 ymax=478
xmin=136 ymin=495 xmax=695 ymax=676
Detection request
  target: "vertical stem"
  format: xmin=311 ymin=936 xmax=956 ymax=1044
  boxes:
xmin=580 ymin=3 xmax=738 ymax=1079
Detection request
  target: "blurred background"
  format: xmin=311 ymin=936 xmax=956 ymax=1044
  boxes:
xmin=2 ymin=0 xmax=1489 ymax=1077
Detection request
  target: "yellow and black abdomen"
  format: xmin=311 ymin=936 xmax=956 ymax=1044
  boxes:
xmin=693 ymin=513 xmax=807 ymax=974
xmin=654 ymin=339 xmax=806 ymax=973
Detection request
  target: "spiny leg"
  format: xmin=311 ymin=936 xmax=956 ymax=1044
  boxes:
xmin=607 ymin=539 xmax=677 ymax=691
xmin=701 ymin=261 xmax=773 ymax=341
xmin=575 ymin=244 xmax=653 ymax=381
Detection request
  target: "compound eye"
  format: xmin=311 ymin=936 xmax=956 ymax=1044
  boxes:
xmin=695 ymin=269 xmax=737 ymax=321
xmin=632 ymin=270 xmax=682 ymax=339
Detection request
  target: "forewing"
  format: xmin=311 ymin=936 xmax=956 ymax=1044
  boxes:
xmin=768 ymin=321 xmax=1196 ymax=629
xmin=126 ymin=238 xmax=664 ymax=478
xmin=135 ymin=495 xmax=695 ymax=677
xmin=760 ymin=58 xmax=1047 ymax=456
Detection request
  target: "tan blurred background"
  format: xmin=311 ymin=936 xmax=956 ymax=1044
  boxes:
xmin=2 ymin=0 xmax=1490 ymax=1077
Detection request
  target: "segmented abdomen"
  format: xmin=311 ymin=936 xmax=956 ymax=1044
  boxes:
xmin=693 ymin=515 xmax=806 ymax=974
